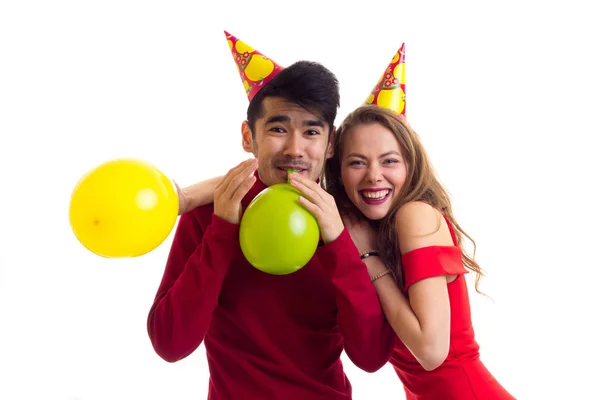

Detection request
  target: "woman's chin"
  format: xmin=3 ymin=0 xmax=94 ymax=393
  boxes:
xmin=357 ymin=207 xmax=388 ymax=221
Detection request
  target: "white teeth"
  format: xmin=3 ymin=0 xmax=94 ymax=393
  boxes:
xmin=362 ymin=190 xmax=390 ymax=200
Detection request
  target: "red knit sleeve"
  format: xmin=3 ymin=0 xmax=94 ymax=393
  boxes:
xmin=319 ymin=228 xmax=395 ymax=372
xmin=147 ymin=208 xmax=240 ymax=362
xmin=400 ymin=245 xmax=468 ymax=292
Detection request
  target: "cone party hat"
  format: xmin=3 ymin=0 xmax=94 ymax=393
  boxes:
xmin=224 ymin=31 xmax=284 ymax=101
xmin=365 ymin=43 xmax=406 ymax=115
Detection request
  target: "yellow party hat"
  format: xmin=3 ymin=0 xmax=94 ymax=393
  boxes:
xmin=365 ymin=43 xmax=406 ymax=115
xmin=224 ymin=30 xmax=284 ymax=101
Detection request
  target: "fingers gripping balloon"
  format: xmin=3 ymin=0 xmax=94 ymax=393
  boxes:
xmin=239 ymin=170 xmax=320 ymax=275
xmin=69 ymin=158 xmax=179 ymax=258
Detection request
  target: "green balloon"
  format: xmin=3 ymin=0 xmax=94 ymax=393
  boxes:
xmin=239 ymin=183 xmax=320 ymax=275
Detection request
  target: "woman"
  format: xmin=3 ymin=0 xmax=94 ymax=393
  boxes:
xmin=176 ymin=105 xmax=515 ymax=399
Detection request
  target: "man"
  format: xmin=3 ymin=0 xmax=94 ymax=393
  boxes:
xmin=147 ymin=32 xmax=394 ymax=400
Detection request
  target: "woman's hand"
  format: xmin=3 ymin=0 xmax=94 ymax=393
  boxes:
xmin=341 ymin=211 xmax=378 ymax=254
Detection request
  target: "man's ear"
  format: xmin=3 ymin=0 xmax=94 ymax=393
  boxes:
xmin=241 ymin=121 xmax=254 ymax=153
xmin=326 ymin=126 xmax=336 ymax=160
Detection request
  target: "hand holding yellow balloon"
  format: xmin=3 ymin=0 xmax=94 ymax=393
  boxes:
xmin=69 ymin=158 xmax=179 ymax=258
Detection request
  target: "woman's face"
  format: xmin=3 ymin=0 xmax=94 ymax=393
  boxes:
xmin=340 ymin=123 xmax=408 ymax=220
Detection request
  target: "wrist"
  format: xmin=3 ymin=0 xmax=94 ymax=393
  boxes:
xmin=359 ymin=249 xmax=380 ymax=259
xmin=178 ymin=189 xmax=189 ymax=215
xmin=214 ymin=207 xmax=241 ymax=225
xmin=360 ymin=250 xmax=389 ymax=276
xmin=364 ymin=259 xmax=392 ymax=283
xmin=322 ymin=224 xmax=344 ymax=244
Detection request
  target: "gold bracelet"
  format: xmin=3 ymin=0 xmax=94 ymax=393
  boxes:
xmin=371 ymin=269 xmax=392 ymax=283
xmin=360 ymin=250 xmax=380 ymax=259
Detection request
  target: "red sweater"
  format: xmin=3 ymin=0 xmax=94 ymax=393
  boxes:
xmin=147 ymin=177 xmax=395 ymax=400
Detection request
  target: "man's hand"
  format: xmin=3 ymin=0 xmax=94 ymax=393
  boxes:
xmin=288 ymin=172 xmax=345 ymax=244
xmin=213 ymin=158 xmax=258 ymax=224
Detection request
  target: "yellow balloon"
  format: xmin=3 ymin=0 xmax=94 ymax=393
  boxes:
xmin=69 ymin=158 xmax=179 ymax=258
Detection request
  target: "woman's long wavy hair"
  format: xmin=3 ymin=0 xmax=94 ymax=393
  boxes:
xmin=323 ymin=105 xmax=485 ymax=293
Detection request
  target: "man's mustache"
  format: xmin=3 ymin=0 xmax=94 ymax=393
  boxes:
xmin=271 ymin=158 xmax=311 ymax=170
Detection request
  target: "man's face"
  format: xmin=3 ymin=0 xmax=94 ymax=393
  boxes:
xmin=241 ymin=97 xmax=334 ymax=186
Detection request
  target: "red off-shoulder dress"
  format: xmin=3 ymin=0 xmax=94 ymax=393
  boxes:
xmin=389 ymin=215 xmax=515 ymax=400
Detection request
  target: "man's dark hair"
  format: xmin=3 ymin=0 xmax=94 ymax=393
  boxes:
xmin=246 ymin=60 xmax=340 ymax=137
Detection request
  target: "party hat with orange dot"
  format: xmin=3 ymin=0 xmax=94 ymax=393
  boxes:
xmin=365 ymin=43 xmax=406 ymax=116
xmin=224 ymin=30 xmax=284 ymax=101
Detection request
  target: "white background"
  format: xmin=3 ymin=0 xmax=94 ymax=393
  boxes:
xmin=1 ymin=1 xmax=598 ymax=399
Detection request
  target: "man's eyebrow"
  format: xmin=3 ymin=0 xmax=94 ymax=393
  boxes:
xmin=264 ymin=115 xmax=325 ymax=128
xmin=304 ymin=120 xmax=325 ymax=128
xmin=265 ymin=115 xmax=291 ymax=124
